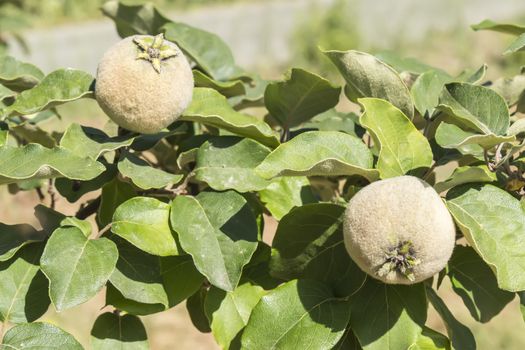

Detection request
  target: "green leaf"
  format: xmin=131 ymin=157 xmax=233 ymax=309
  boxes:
xmin=0 ymin=243 xmax=49 ymax=323
xmin=10 ymin=123 xmax=57 ymax=148
xmin=228 ymin=74 xmax=269 ymax=109
xmin=508 ymin=118 xmax=525 ymax=136
xmin=193 ymin=70 xmax=245 ymax=97
xmin=101 ymin=0 xmax=169 ymax=37
xmin=0 ymin=125 xmax=7 ymax=147
xmin=300 ymin=109 xmax=359 ymax=136
xmin=160 ymin=255 xmax=205 ymax=307
xmin=349 ymin=279 xmax=427 ymax=350
xmin=427 ymin=287 xmax=476 ymax=350
xmin=471 ymin=19 xmax=525 ymax=35
xmin=0 ymin=143 xmax=105 ymax=185
xmin=447 ymin=184 xmax=525 ymax=291
xmin=504 ymin=33 xmax=525 ymax=55
xmin=457 ymin=64 xmax=488 ymax=84
xmin=435 ymin=121 xmax=514 ymax=152
xmin=194 ymin=136 xmax=271 ymax=192
xmin=205 ymin=282 xmax=266 ymax=349
xmin=105 ymin=283 xmax=164 ymax=316
xmin=40 ymin=227 xmax=118 ymax=311
xmin=434 ymin=165 xmax=496 ymax=193
xmin=186 ymin=287 xmax=211 ymax=333
xmin=182 ymin=88 xmax=279 ymax=148
xmin=437 ymin=83 xmax=510 ymax=135
xmin=170 ymin=191 xmax=258 ymax=291
xmin=270 ymin=203 xmax=342 ymax=278
xmin=98 ymin=178 xmax=136 ymax=227
xmin=112 ymin=197 xmax=179 ymax=256
xmin=264 ymin=68 xmax=341 ymax=128
xmin=56 ymin=164 xmax=118 ymax=203
xmin=334 ymin=329 xmax=363 ymax=350
xmin=409 ymin=327 xmax=451 ymax=350
xmin=435 ymin=123 xmax=482 ymax=156
xmin=0 ymin=222 xmax=45 ymax=261
xmin=491 ymin=72 xmax=525 ymax=105
xmin=91 ymin=312 xmax=148 ymax=350
xmin=447 ymin=245 xmax=514 ymax=323
xmin=324 ymin=49 xmax=414 ymax=119
xmin=118 ymin=152 xmax=182 ymax=190
xmin=256 ymin=131 xmax=378 ymax=180
xmin=163 ymin=22 xmax=243 ymax=81
xmin=411 ymin=70 xmax=453 ymax=117
xmin=0 ymin=55 xmax=44 ymax=91
xmin=6 ymin=69 xmax=94 ymax=116
xmin=242 ymin=279 xmax=350 ymax=350
xmin=109 ymin=236 xmax=168 ymax=308
xmin=359 ymin=98 xmax=433 ymax=178
xmin=258 ymin=176 xmax=316 ymax=220
xmin=374 ymin=51 xmax=439 ymax=75
xmin=60 ymin=123 xmax=134 ymax=160
xmin=2 ymin=322 xmax=83 ymax=349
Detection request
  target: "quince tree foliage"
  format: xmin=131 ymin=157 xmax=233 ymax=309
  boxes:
xmin=0 ymin=2 xmax=525 ymax=349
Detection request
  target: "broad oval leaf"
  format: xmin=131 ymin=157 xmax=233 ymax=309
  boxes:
xmin=6 ymin=69 xmax=94 ymax=116
xmin=270 ymin=203 xmax=343 ymax=279
xmin=434 ymin=165 xmax=496 ymax=193
xmin=241 ymin=279 xmax=350 ymax=350
xmin=109 ymin=236 xmax=168 ymax=308
xmin=447 ymin=184 xmax=525 ymax=291
xmin=101 ymin=0 xmax=169 ymax=36
xmin=91 ymin=312 xmax=148 ymax=350
xmin=411 ymin=70 xmax=453 ymax=117
xmin=324 ymin=49 xmax=414 ymax=119
xmin=437 ymin=83 xmax=510 ymax=135
xmin=161 ymin=255 xmax=205 ymax=307
xmin=349 ymin=279 xmax=427 ymax=350
xmin=426 ymin=287 xmax=476 ymax=350
xmin=98 ymin=178 xmax=136 ymax=227
xmin=112 ymin=197 xmax=179 ymax=256
xmin=435 ymin=122 xmax=514 ymax=152
xmin=118 ymin=152 xmax=182 ymax=190
xmin=2 ymin=322 xmax=83 ymax=350
xmin=447 ymin=245 xmax=514 ymax=323
xmin=0 ymin=222 xmax=45 ymax=261
xmin=264 ymin=68 xmax=341 ymax=128
xmin=194 ymin=70 xmax=245 ymax=97
xmin=205 ymin=282 xmax=266 ymax=349
xmin=0 ymin=55 xmax=44 ymax=91
xmin=255 ymin=131 xmax=378 ymax=180
xmin=105 ymin=283 xmax=164 ymax=316
xmin=258 ymin=176 xmax=317 ymax=220
xmin=60 ymin=123 xmax=135 ymax=160
xmin=182 ymin=88 xmax=279 ymax=147
xmin=40 ymin=227 xmax=118 ymax=311
xmin=359 ymin=98 xmax=433 ymax=179
xmin=194 ymin=136 xmax=271 ymax=192
xmin=0 ymin=143 xmax=105 ymax=185
xmin=170 ymin=191 xmax=258 ymax=291
xmin=0 ymin=243 xmax=50 ymax=323
xmin=163 ymin=22 xmax=244 ymax=81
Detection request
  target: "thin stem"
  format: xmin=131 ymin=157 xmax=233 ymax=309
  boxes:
xmin=92 ymin=223 xmax=112 ymax=240
xmin=48 ymin=179 xmax=57 ymax=209
xmin=76 ymin=196 xmax=101 ymax=219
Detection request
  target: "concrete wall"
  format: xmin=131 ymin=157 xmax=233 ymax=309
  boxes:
xmin=7 ymin=0 xmax=525 ymax=75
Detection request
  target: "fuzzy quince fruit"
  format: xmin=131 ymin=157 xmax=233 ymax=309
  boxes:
xmin=343 ymin=175 xmax=455 ymax=284
xmin=95 ymin=33 xmax=193 ymax=134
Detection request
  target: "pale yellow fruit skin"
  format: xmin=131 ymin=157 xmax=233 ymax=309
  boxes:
xmin=343 ymin=175 xmax=456 ymax=284
xmin=95 ymin=35 xmax=194 ymax=134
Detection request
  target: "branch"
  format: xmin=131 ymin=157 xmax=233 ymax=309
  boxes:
xmin=76 ymin=196 xmax=101 ymax=219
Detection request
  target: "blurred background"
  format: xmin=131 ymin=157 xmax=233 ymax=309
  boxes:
xmin=2 ymin=0 xmax=525 ymax=349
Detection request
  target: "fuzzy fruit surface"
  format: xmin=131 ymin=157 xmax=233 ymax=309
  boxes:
xmin=343 ymin=175 xmax=455 ymax=284
xmin=95 ymin=35 xmax=194 ymax=134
